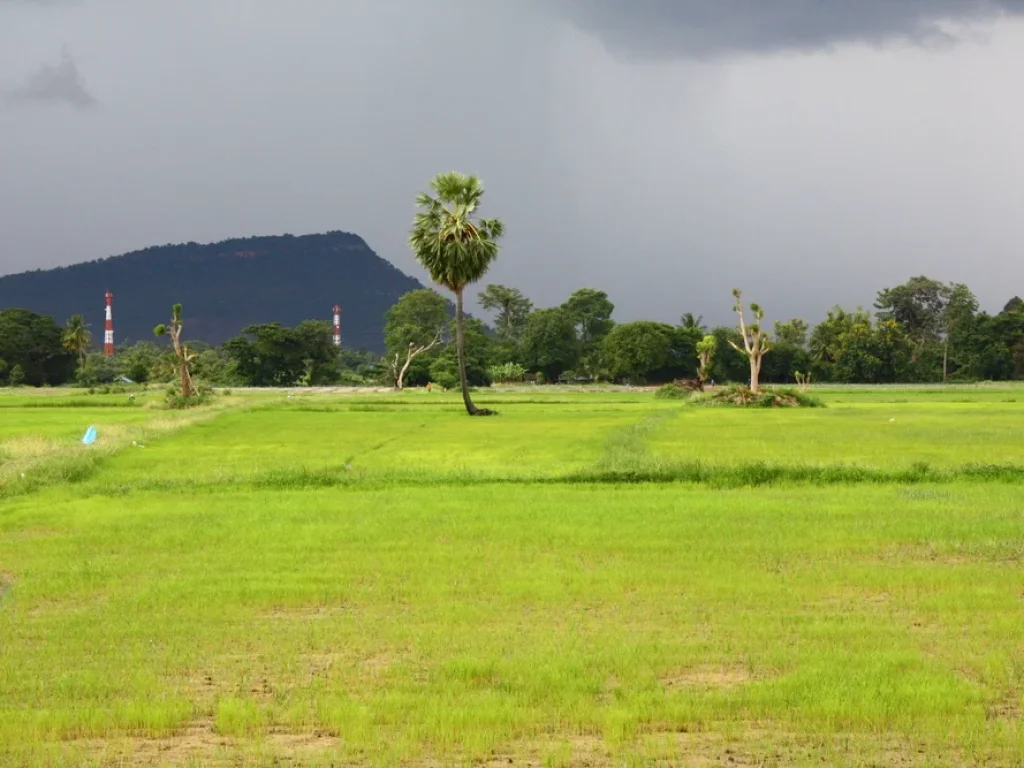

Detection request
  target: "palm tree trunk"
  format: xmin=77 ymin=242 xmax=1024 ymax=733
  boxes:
xmin=454 ymin=286 xmax=479 ymax=415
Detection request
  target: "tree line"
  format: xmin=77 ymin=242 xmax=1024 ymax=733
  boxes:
xmin=2 ymin=276 xmax=1022 ymax=391
xmin=2 ymin=168 xmax=1022 ymax=394
xmin=382 ymin=275 xmax=1024 ymax=390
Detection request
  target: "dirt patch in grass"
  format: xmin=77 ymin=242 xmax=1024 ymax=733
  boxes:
xmin=659 ymin=665 xmax=753 ymax=690
xmin=263 ymin=604 xmax=355 ymax=620
xmin=985 ymin=691 xmax=1022 ymax=722
xmin=35 ymin=724 xmax=1001 ymax=767
xmin=70 ymin=718 xmax=341 ymax=767
xmin=467 ymin=731 xmax=981 ymax=768
xmin=873 ymin=542 xmax=1024 ymax=566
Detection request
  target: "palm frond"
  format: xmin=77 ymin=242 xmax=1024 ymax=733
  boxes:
xmin=408 ymin=171 xmax=504 ymax=292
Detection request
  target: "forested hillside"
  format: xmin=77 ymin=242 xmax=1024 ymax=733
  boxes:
xmin=0 ymin=232 xmax=428 ymax=353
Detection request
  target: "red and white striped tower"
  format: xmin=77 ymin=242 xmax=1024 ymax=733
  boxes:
xmin=104 ymin=290 xmax=114 ymax=356
xmin=332 ymin=305 xmax=341 ymax=347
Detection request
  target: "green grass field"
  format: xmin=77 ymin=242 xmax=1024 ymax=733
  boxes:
xmin=1 ymin=386 xmax=1022 ymax=766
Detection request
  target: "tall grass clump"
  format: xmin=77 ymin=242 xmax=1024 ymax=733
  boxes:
xmin=654 ymin=383 xmax=691 ymax=400
xmin=164 ymin=383 xmax=215 ymax=410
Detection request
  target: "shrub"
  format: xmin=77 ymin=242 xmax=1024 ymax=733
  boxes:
xmin=8 ymin=365 xmax=26 ymax=387
xmin=164 ymin=382 xmax=215 ymax=409
xmin=77 ymin=352 xmax=119 ymax=387
xmin=431 ymin=371 xmax=459 ymax=391
xmin=654 ymin=382 xmax=690 ymax=400
xmin=165 ymin=392 xmax=212 ymax=410
xmin=534 ymin=372 xmax=546 ymax=385
xmin=489 ymin=362 xmax=527 ymax=384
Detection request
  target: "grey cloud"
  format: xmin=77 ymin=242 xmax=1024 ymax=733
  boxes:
xmin=2 ymin=46 xmax=97 ymax=110
xmin=0 ymin=0 xmax=1023 ymax=330
xmin=552 ymin=0 xmax=1024 ymax=58
xmin=0 ymin=0 xmax=78 ymax=6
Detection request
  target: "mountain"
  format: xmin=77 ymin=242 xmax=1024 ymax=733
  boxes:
xmin=0 ymin=231 xmax=433 ymax=353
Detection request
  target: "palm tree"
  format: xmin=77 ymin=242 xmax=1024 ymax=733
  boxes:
xmin=681 ymin=312 xmax=705 ymax=332
xmin=62 ymin=314 xmax=91 ymax=375
xmin=409 ymin=171 xmax=505 ymax=416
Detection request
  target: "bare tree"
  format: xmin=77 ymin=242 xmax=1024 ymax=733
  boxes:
xmin=729 ymin=289 xmax=770 ymax=393
xmin=154 ymin=304 xmax=196 ymax=397
xmin=383 ymin=289 xmax=450 ymax=390
xmin=390 ymin=333 xmax=444 ymax=390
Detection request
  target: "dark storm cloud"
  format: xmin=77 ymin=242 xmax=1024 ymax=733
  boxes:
xmin=553 ymin=0 xmax=1024 ymax=58
xmin=1 ymin=0 xmax=1023 ymax=329
xmin=2 ymin=46 xmax=96 ymax=109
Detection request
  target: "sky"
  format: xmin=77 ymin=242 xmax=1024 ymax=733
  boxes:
xmin=2 ymin=0 xmax=1024 ymax=328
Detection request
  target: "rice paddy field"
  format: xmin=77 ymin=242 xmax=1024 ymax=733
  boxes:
xmin=1 ymin=385 xmax=1023 ymax=767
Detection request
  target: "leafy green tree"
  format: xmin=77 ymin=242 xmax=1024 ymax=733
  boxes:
xmin=190 ymin=347 xmax=238 ymax=386
xmin=520 ymin=308 xmax=580 ymax=382
xmin=62 ymin=314 xmax=92 ymax=376
xmin=384 ymin=289 xmax=449 ymax=389
xmin=116 ymin=341 xmax=161 ymax=384
xmin=478 ymin=284 xmax=532 ymax=343
xmin=873 ymin=320 xmax=915 ymax=382
xmin=603 ymin=321 xmax=673 ymax=383
xmin=576 ymin=344 xmax=612 ymax=383
xmin=761 ymin=341 xmax=810 ymax=384
xmin=224 ymin=321 xmax=337 ymax=387
xmin=0 ymin=308 xmax=75 ymax=386
xmin=1003 ymin=296 xmax=1024 ymax=314
xmin=773 ymin=318 xmax=808 ymax=349
xmin=729 ymin=289 xmax=770 ymax=392
xmin=334 ymin=347 xmax=384 ymax=386
xmin=8 ymin=364 xmax=26 ymax=387
xmin=830 ymin=321 xmax=881 ymax=383
xmin=428 ymin=318 xmax=494 ymax=389
xmin=78 ymin=352 xmax=119 ymax=386
xmin=295 ymin=321 xmax=339 ymax=386
xmin=223 ymin=323 xmax=305 ymax=386
xmin=409 ymin=171 xmax=505 ymax=416
xmin=874 ymin=276 xmax=950 ymax=362
xmin=561 ymin=289 xmax=615 ymax=381
xmin=941 ymin=283 xmax=980 ymax=381
xmin=648 ymin=325 xmax=702 ymax=382
xmin=708 ymin=326 xmax=748 ymax=383
xmin=562 ymin=289 xmax=615 ymax=345
xmin=984 ymin=306 xmax=1024 ymax=379
xmin=808 ymin=306 xmax=871 ymax=380
xmin=831 ymin=319 xmax=913 ymax=384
